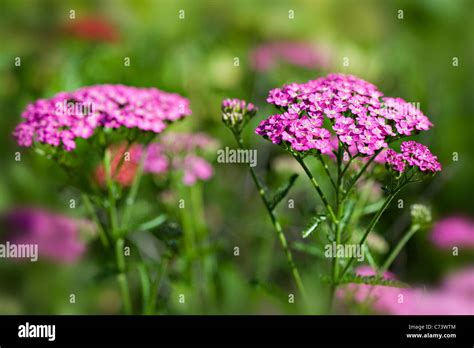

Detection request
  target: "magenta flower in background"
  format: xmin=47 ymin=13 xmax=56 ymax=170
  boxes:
xmin=338 ymin=266 xmax=474 ymax=315
xmin=250 ymin=41 xmax=329 ymax=71
xmin=430 ymin=216 xmax=474 ymax=248
xmin=441 ymin=268 xmax=474 ymax=299
xmin=143 ymin=143 xmax=169 ymax=175
xmin=1 ymin=208 xmax=89 ymax=263
xmin=181 ymin=155 xmax=214 ymax=186
xmin=13 ymin=85 xmax=191 ymax=151
xmin=143 ymin=132 xmax=216 ymax=186
xmin=337 ymin=266 xmax=412 ymax=314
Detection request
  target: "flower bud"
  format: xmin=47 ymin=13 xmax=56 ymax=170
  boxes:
xmin=221 ymin=98 xmax=257 ymax=133
xmin=410 ymin=204 xmax=432 ymax=227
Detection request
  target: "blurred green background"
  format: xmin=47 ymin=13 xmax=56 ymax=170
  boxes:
xmin=0 ymin=0 xmax=472 ymax=314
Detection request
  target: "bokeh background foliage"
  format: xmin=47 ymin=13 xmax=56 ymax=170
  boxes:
xmin=0 ymin=0 xmax=472 ymax=314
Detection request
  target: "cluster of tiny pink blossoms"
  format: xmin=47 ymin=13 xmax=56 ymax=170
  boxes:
xmin=385 ymin=141 xmax=442 ymax=173
xmin=256 ymin=74 xmax=433 ymax=156
xmin=13 ymin=84 xmax=191 ymax=151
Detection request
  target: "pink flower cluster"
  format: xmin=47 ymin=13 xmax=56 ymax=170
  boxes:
xmin=255 ymin=111 xmax=332 ymax=153
xmin=385 ymin=141 xmax=442 ymax=173
xmin=13 ymin=84 xmax=191 ymax=151
xmin=256 ymin=74 xmax=434 ymax=156
xmin=380 ymin=97 xmax=432 ymax=135
xmin=143 ymin=132 xmax=216 ymax=186
xmin=430 ymin=216 xmax=474 ymax=249
xmin=338 ymin=266 xmax=474 ymax=315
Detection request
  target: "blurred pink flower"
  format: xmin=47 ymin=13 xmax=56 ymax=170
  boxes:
xmin=144 ymin=143 xmax=169 ymax=174
xmin=441 ymin=268 xmax=474 ymax=299
xmin=338 ymin=266 xmax=474 ymax=315
xmin=430 ymin=216 xmax=474 ymax=248
xmin=143 ymin=132 xmax=216 ymax=186
xmin=250 ymin=41 xmax=329 ymax=71
xmin=2 ymin=208 xmax=87 ymax=263
xmin=337 ymin=266 xmax=412 ymax=314
xmin=182 ymin=155 xmax=213 ymax=186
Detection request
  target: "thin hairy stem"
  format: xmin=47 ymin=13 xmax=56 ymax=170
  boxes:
xmin=233 ymin=132 xmax=307 ymax=301
xmin=104 ymin=149 xmax=133 ymax=314
xmin=115 ymin=238 xmax=132 ymax=314
xmin=380 ymin=224 xmax=420 ymax=274
xmin=341 ymin=149 xmax=383 ymax=202
xmin=294 ymin=155 xmax=338 ymax=224
xmin=121 ymin=149 xmax=146 ymax=231
xmin=339 ymin=185 xmax=404 ymax=280
xmin=104 ymin=149 xmax=120 ymax=238
xmin=81 ymin=193 xmax=109 ymax=248
xmin=317 ymin=155 xmax=337 ymax=192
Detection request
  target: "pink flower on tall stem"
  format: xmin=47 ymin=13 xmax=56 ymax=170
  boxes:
xmin=256 ymin=73 xmax=440 ymax=171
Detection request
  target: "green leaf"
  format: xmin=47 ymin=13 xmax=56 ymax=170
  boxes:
xmin=292 ymin=242 xmax=326 ymax=258
xmin=137 ymin=264 xmax=151 ymax=311
xmin=136 ymin=214 xmax=168 ymax=232
xmin=361 ymin=201 xmax=384 ymax=216
xmin=268 ymin=174 xmax=299 ymax=211
xmin=338 ymin=275 xmax=409 ymax=288
xmin=301 ymin=214 xmax=327 ymax=238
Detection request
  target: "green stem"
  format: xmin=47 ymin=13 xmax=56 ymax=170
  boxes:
xmin=339 ymin=186 xmax=403 ymax=280
xmin=115 ymin=238 xmax=132 ymax=314
xmin=81 ymin=193 xmax=109 ymax=248
xmin=340 ymin=154 xmax=357 ymax=178
xmin=104 ymin=149 xmax=133 ymax=314
xmin=317 ymin=155 xmax=337 ymax=192
xmin=121 ymin=149 xmax=146 ymax=232
xmin=146 ymin=257 xmax=169 ymax=314
xmin=341 ymin=149 xmax=382 ymax=202
xmin=294 ymin=155 xmax=338 ymax=224
xmin=137 ymin=264 xmax=151 ymax=314
xmin=329 ymin=147 xmax=344 ymax=312
xmin=380 ymin=224 xmax=420 ymax=273
xmin=104 ymin=149 xmax=119 ymax=238
xmin=233 ymin=132 xmax=307 ymax=301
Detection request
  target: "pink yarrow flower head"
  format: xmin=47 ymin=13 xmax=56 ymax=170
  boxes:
xmin=221 ymin=98 xmax=257 ymax=133
xmin=256 ymin=73 xmax=435 ymax=157
xmin=1 ymin=208 xmax=89 ymax=263
xmin=385 ymin=141 xmax=442 ymax=173
xmin=13 ymin=84 xmax=191 ymax=151
xmin=143 ymin=132 xmax=216 ymax=186
xmin=430 ymin=216 xmax=474 ymax=249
